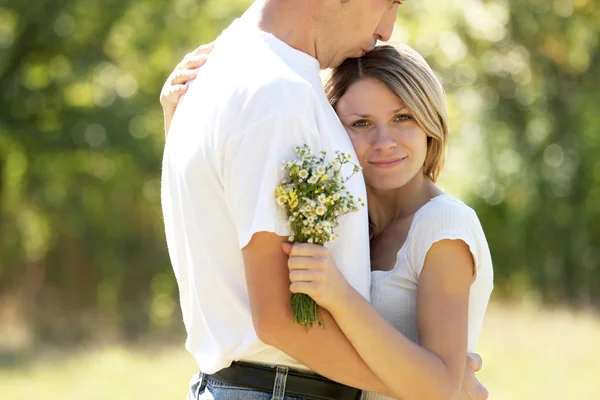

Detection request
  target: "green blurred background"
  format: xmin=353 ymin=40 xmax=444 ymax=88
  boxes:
xmin=0 ymin=0 xmax=599 ymax=399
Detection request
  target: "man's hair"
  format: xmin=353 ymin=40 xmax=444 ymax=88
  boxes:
xmin=325 ymin=44 xmax=449 ymax=182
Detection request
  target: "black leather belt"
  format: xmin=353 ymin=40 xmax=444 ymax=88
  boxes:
xmin=209 ymin=361 xmax=362 ymax=400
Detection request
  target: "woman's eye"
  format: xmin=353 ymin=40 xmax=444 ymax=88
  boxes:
xmin=352 ymin=120 xmax=370 ymax=128
xmin=394 ymin=114 xmax=411 ymax=122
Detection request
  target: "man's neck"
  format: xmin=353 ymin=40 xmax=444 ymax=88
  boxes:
xmin=242 ymin=0 xmax=318 ymax=61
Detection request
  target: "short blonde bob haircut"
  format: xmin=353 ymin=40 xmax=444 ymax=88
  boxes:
xmin=325 ymin=44 xmax=449 ymax=182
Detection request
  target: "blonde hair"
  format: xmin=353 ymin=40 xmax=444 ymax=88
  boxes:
xmin=325 ymin=44 xmax=449 ymax=182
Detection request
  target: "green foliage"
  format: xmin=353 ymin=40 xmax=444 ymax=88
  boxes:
xmin=0 ymin=0 xmax=250 ymax=343
xmin=0 ymin=0 xmax=598 ymax=345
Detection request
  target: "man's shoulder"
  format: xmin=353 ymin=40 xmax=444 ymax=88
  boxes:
xmin=208 ymin=63 xmax=318 ymax=129
xmin=245 ymin=73 xmax=315 ymax=109
xmin=214 ymin=29 xmax=318 ymax=108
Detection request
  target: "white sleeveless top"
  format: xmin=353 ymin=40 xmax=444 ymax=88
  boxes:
xmin=362 ymin=194 xmax=494 ymax=400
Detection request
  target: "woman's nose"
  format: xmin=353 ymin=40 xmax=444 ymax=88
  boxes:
xmin=372 ymin=125 xmax=397 ymax=152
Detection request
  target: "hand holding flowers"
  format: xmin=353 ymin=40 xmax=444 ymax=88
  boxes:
xmin=281 ymin=242 xmax=353 ymax=314
xmin=276 ymin=144 xmax=364 ymax=327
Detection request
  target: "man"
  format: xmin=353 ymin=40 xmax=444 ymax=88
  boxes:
xmin=161 ymin=1 xmax=488 ymax=399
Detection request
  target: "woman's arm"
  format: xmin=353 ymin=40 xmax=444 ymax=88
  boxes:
xmin=160 ymin=43 xmax=213 ymax=136
xmin=285 ymin=239 xmax=475 ymax=400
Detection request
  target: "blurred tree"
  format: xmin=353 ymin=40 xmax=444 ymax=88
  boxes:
xmin=0 ymin=0 xmax=249 ymax=345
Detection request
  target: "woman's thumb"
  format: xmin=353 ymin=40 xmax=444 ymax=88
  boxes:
xmin=281 ymin=241 xmax=293 ymax=255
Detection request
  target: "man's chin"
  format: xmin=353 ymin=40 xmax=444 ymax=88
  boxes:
xmin=327 ymin=51 xmax=364 ymax=68
xmin=352 ymin=49 xmax=368 ymax=59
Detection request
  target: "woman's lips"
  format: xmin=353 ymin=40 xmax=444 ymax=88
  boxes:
xmin=369 ymin=157 xmax=406 ymax=169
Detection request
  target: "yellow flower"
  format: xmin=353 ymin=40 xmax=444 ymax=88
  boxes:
xmin=320 ymin=174 xmax=329 ymax=182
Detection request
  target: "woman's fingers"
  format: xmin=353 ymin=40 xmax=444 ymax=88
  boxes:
xmin=168 ymin=84 xmax=188 ymax=95
xmin=179 ymin=43 xmax=213 ymax=68
xmin=193 ymin=42 xmax=214 ymax=56
xmin=287 ymin=255 xmax=328 ymax=271
xmin=160 ymin=43 xmax=212 ymax=110
xmin=171 ymin=68 xmax=199 ymax=85
xmin=160 ymin=84 xmax=188 ymax=108
xmin=467 ymin=353 xmax=483 ymax=372
xmin=288 ymin=243 xmax=329 ymax=258
xmin=182 ymin=54 xmax=209 ymax=69
xmin=289 ymin=269 xmax=324 ymax=283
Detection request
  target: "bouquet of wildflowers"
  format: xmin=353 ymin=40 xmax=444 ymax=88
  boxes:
xmin=276 ymin=144 xmax=365 ymax=328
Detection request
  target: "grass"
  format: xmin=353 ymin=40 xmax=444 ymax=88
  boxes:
xmin=476 ymin=302 xmax=600 ymax=399
xmin=1 ymin=302 xmax=599 ymax=400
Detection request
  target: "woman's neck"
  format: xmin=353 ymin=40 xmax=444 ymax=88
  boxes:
xmin=368 ymin=173 xmax=442 ymax=238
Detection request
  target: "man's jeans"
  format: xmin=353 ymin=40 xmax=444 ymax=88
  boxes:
xmin=187 ymin=367 xmax=308 ymax=400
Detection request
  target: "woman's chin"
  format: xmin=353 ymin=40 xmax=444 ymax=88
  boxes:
xmin=366 ymin=178 xmax=410 ymax=192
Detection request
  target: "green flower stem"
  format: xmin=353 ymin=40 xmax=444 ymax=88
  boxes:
xmin=291 ymin=293 xmax=323 ymax=328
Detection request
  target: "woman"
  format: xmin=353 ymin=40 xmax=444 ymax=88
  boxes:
xmin=161 ymin=43 xmax=493 ymax=400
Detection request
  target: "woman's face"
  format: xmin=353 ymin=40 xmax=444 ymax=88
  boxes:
xmin=336 ymin=77 xmax=429 ymax=191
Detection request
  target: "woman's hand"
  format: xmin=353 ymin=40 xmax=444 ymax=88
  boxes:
xmin=160 ymin=42 xmax=213 ymax=113
xmin=282 ymin=242 xmax=353 ymax=312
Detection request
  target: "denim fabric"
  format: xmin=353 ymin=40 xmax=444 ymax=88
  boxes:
xmin=187 ymin=369 xmax=307 ymax=400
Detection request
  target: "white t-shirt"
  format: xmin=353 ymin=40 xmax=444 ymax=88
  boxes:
xmin=161 ymin=18 xmax=371 ymax=374
xmin=362 ymin=194 xmax=494 ymax=400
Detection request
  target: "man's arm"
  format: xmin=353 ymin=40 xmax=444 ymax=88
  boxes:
xmin=242 ymin=231 xmax=393 ymax=396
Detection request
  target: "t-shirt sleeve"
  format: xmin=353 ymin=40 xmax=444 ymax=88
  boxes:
xmin=408 ymin=199 xmax=485 ymax=280
xmin=223 ymin=114 xmax=320 ymax=249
